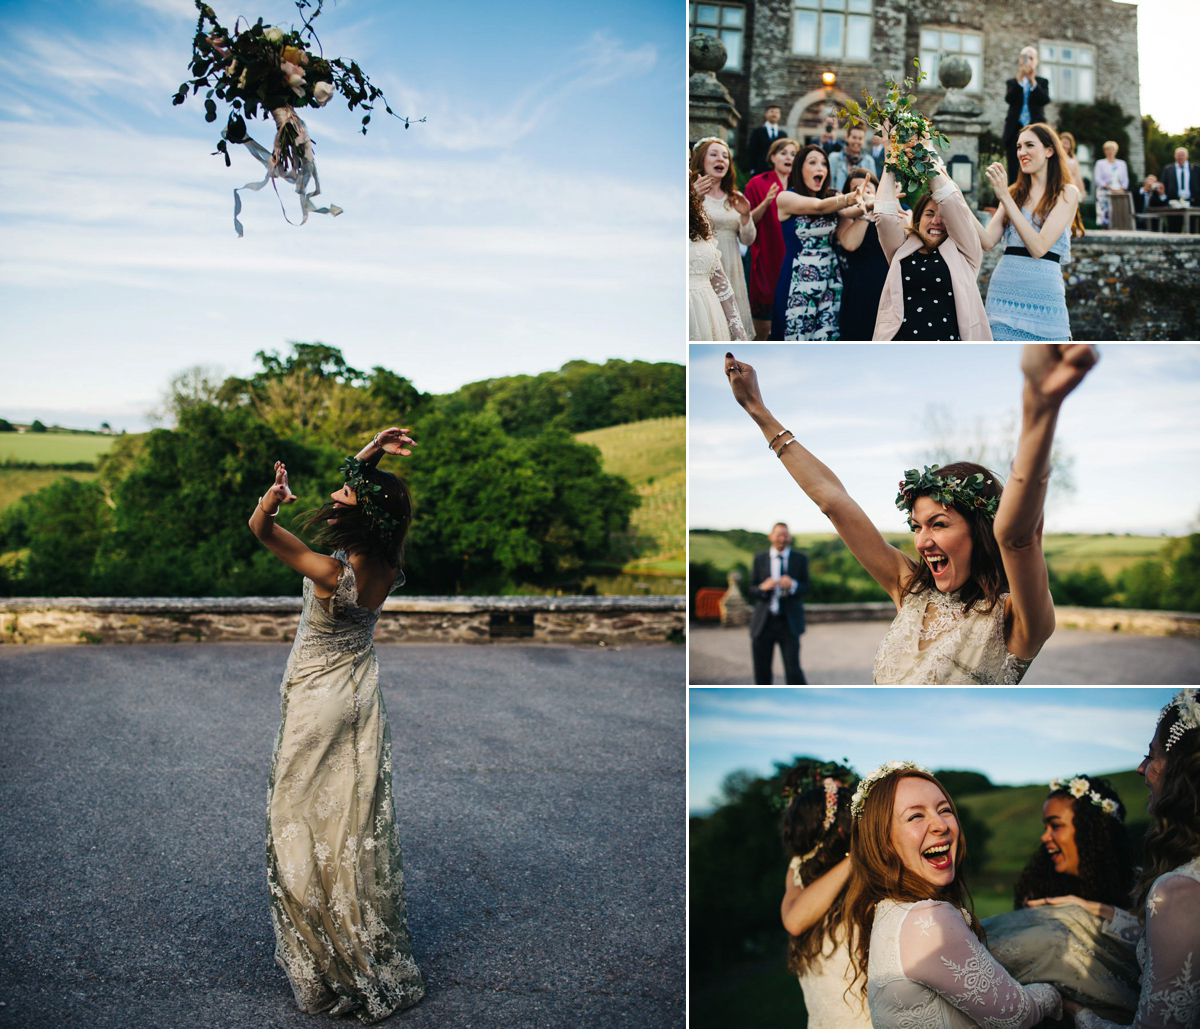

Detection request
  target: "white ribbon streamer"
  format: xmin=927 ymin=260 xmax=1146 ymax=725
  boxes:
xmin=227 ymin=106 xmax=343 ymax=237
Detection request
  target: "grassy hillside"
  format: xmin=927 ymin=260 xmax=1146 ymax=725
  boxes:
xmin=0 ymin=469 xmax=100 ymax=512
xmin=578 ymin=416 xmax=684 ymax=576
xmin=691 ymin=528 xmax=1175 ymax=580
xmin=0 ymin=432 xmax=117 ymax=465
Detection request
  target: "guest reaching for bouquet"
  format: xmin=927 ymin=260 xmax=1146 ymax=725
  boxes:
xmin=976 ymin=123 xmax=1083 ymax=341
xmin=248 ymin=427 xmax=425 ymax=1022
xmin=724 ymin=343 xmax=1098 ymax=683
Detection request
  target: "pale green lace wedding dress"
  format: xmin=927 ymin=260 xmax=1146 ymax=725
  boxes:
xmin=266 ymin=552 xmax=424 ymax=1023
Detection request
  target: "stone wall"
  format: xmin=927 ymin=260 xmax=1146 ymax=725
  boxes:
xmin=976 ymin=232 xmax=1200 ymax=340
xmin=0 ymin=596 xmax=686 ymax=646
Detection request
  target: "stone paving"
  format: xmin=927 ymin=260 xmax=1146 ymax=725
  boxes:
xmin=688 ymin=621 xmax=1200 ymax=684
xmin=0 ymin=643 xmax=685 ymax=1029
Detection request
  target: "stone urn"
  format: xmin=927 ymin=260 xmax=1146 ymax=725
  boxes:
xmin=935 ymin=55 xmax=981 ymax=118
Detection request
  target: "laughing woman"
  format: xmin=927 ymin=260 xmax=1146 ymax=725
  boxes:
xmin=249 ymin=428 xmax=425 ymax=1023
xmin=845 ymin=763 xmax=1061 ymax=1028
xmin=724 ymin=344 xmax=1098 ymax=684
xmin=770 ymin=144 xmax=866 ymax=340
xmin=977 ymin=123 xmax=1083 ymax=341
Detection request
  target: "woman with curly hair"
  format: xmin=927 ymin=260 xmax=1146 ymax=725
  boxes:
xmin=1070 ymin=689 xmax=1200 ymax=1029
xmin=249 ymin=428 xmax=425 ymax=1022
xmin=844 ymin=762 xmax=1060 ymax=1028
xmin=723 ymin=343 xmax=1099 ymax=683
xmin=778 ymin=762 xmax=871 ymax=1029
xmin=690 ymin=175 xmax=748 ymax=341
xmin=691 ymin=138 xmax=756 ymax=338
xmin=982 ymin=776 xmax=1140 ymax=1022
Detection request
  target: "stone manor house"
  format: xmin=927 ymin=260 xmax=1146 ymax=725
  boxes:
xmin=693 ymin=0 xmax=1145 ymax=183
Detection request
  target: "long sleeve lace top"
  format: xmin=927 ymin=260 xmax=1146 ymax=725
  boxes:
xmin=1075 ymin=858 xmax=1200 ymax=1029
xmin=869 ymin=899 xmax=1061 ymax=1029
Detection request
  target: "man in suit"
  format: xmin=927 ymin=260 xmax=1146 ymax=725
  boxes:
xmin=828 ymin=124 xmax=878 ymax=192
xmin=1160 ymin=147 xmax=1199 ymax=232
xmin=1003 ymin=46 xmax=1050 ymax=184
xmin=745 ymin=105 xmax=787 ymax=178
xmin=1135 ymin=174 xmax=1168 ymax=216
xmin=748 ymin=522 xmax=809 ymax=684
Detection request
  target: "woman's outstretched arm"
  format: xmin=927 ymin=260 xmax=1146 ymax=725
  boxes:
xmin=994 ymin=345 xmax=1099 ymax=659
xmin=249 ymin=461 xmax=341 ymax=592
xmin=782 ymin=855 xmax=851 ymax=936
xmin=725 ymin=353 xmax=916 ymax=607
xmin=353 ymin=427 xmax=417 ymax=467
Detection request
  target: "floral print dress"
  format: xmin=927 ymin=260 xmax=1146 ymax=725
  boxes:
xmin=771 ymin=213 xmax=842 ymax=340
xmin=267 ymin=551 xmax=424 ymax=1023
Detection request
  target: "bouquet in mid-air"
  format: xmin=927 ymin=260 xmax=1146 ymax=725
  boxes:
xmin=174 ymin=0 xmax=421 ymax=234
xmin=839 ymin=60 xmax=949 ymax=200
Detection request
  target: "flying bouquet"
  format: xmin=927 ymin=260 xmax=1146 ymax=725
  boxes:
xmin=174 ymin=0 xmax=421 ymax=235
xmin=839 ymin=60 xmax=949 ymax=201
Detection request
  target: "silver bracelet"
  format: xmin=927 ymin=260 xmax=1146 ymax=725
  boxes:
xmin=257 ymin=499 xmax=278 ymax=518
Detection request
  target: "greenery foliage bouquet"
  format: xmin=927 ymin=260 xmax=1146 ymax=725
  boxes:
xmin=840 ymin=60 xmax=949 ymax=200
xmin=174 ymin=0 xmax=420 ymax=233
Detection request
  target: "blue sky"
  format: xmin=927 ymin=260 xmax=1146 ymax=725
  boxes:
xmin=688 ymin=687 xmax=1178 ymax=814
xmin=690 ymin=344 xmax=1200 ymax=537
xmin=0 ymin=0 xmax=682 ymax=431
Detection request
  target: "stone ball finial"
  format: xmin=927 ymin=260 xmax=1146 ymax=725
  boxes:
xmin=690 ymin=34 xmax=728 ymax=74
xmin=938 ymin=55 xmax=973 ymax=91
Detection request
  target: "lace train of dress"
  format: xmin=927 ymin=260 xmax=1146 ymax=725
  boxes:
xmin=872 ymin=589 xmax=1034 ymax=685
xmin=869 ymin=899 xmax=1061 ymax=1029
xmin=1075 ymin=858 xmax=1200 ymax=1029
xmin=267 ymin=552 xmax=424 ymax=1023
xmin=983 ymin=904 xmax=1140 ymax=1023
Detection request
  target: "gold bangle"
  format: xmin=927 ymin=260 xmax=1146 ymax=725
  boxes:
xmin=767 ymin=429 xmax=789 ymax=448
xmin=257 ymin=499 xmax=278 ymax=518
xmin=774 ymin=438 xmax=799 ymax=459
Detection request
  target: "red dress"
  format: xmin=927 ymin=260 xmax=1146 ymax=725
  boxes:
xmin=744 ymin=171 xmax=789 ymax=319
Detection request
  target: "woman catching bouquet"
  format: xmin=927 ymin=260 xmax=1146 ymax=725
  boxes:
xmin=249 ymin=427 xmax=425 ymax=1022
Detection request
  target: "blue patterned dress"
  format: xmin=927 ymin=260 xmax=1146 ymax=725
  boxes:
xmin=985 ymin=209 xmax=1071 ymax=340
xmin=770 ymin=213 xmax=841 ymax=340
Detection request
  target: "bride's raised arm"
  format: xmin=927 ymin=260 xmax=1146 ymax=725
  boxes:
xmin=993 ymin=344 xmax=1098 ymax=660
xmin=725 ymin=352 xmax=916 ymax=608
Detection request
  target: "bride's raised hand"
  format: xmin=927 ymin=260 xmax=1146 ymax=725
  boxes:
xmin=374 ymin=427 xmax=417 ymax=457
xmin=266 ymin=460 xmax=298 ymax=507
xmin=1020 ymin=344 xmax=1099 ymax=408
xmin=725 ymin=352 xmax=767 ymax=415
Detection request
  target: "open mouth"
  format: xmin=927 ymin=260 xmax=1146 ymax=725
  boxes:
xmin=1046 ymin=845 xmax=1062 ymax=863
xmin=926 ymin=554 xmax=949 ymax=578
xmin=923 ymin=842 xmax=954 ymax=870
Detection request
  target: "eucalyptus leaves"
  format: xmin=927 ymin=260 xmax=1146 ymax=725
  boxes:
xmin=896 ymin=465 xmax=1000 ymax=522
xmin=840 ymin=60 xmax=950 ymax=200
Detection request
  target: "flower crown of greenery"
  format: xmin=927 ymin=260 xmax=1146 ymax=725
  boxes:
xmin=896 ymin=465 xmax=1000 ymax=524
xmin=850 ymin=760 xmax=930 ymax=820
xmin=1049 ymin=775 xmax=1123 ymax=821
xmin=1162 ymin=688 xmax=1200 ymax=751
xmin=339 ymin=455 xmax=404 ymax=542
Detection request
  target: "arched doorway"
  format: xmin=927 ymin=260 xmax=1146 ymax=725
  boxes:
xmin=786 ymin=88 xmax=854 ymax=145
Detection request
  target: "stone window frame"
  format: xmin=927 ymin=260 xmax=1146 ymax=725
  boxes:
xmin=790 ymin=0 xmax=874 ymax=63
xmin=691 ymin=2 xmax=747 ymax=73
xmin=1038 ymin=40 xmax=1096 ymax=104
xmin=918 ymin=26 xmax=984 ymax=95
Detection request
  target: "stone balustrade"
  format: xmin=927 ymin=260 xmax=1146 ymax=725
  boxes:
xmin=0 ymin=595 xmax=686 ymax=646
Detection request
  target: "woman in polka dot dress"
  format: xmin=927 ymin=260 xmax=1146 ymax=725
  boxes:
xmin=871 ymin=152 xmax=992 ymax=340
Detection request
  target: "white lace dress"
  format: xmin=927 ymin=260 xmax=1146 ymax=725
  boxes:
xmin=1075 ymin=858 xmax=1200 ymax=1029
xmin=869 ymin=899 xmax=1061 ymax=1029
xmin=702 ymin=193 xmax=757 ymax=339
xmin=798 ymin=926 xmax=873 ymax=1029
xmin=689 ymin=238 xmax=748 ymax=341
xmin=872 ymin=589 xmax=1034 ymax=685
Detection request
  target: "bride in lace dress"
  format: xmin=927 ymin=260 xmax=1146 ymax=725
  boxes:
xmin=983 ymin=775 xmax=1140 ymax=1022
xmin=843 ymin=763 xmax=1061 ymax=1028
xmin=249 ymin=428 xmax=425 ymax=1023
xmin=1069 ymin=689 xmax=1200 ymax=1029
xmin=691 ymin=181 xmax=748 ymax=341
xmin=724 ymin=344 xmax=1099 ymax=684
xmin=779 ymin=762 xmax=871 ymax=1029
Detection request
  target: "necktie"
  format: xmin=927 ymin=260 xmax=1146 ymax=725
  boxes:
xmin=1019 ymin=80 xmax=1031 ymax=127
xmin=771 ymin=552 xmax=782 ymax=614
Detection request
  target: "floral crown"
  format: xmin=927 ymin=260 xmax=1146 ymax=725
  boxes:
xmin=1049 ymin=776 xmax=1122 ymax=821
xmin=691 ymin=136 xmax=731 ymax=155
xmin=850 ymin=760 xmax=931 ymax=820
xmin=1161 ymin=688 xmax=1200 ymax=751
xmin=896 ymin=465 xmax=1000 ymax=523
xmin=781 ymin=761 xmax=857 ymax=874
xmin=338 ymin=455 xmax=405 ymax=544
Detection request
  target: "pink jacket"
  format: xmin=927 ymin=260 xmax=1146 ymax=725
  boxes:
xmin=872 ymin=172 xmax=992 ymax=340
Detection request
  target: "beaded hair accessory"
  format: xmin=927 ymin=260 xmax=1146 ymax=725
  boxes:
xmin=338 ymin=455 xmax=404 ymax=541
xmin=1161 ymin=688 xmax=1200 ymax=751
xmin=1048 ymin=776 xmax=1122 ymax=820
xmin=850 ymin=760 xmax=931 ymax=820
xmin=896 ymin=465 xmax=1000 ymax=523
xmin=691 ymin=135 xmax=730 ymax=153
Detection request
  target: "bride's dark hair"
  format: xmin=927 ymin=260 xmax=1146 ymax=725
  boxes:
xmin=901 ymin=461 xmax=1007 ymax=615
xmin=298 ymin=465 xmax=412 ymax=568
xmin=780 ymin=763 xmax=855 ymax=976
xmin=1012 ymin=776 xmax=1135 ymax=909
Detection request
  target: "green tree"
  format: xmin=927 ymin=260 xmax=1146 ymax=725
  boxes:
xmin=1165 ymin=534 xmax=1200 ymax=612
xmin=1058 ymin=100 xmax=1133 ymax=171
xmin=1120 ymin=557 xmax=1168 ymax=609
xmin=30 ymin=419 xmax=47 ymax=433
xmin=1143 ymin=114 xmax=1178 ymax=178
xmin=0 ymin=478 xmax=110 ymax=594
xmin=0 ymin=418 xmax=15 ymax=432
